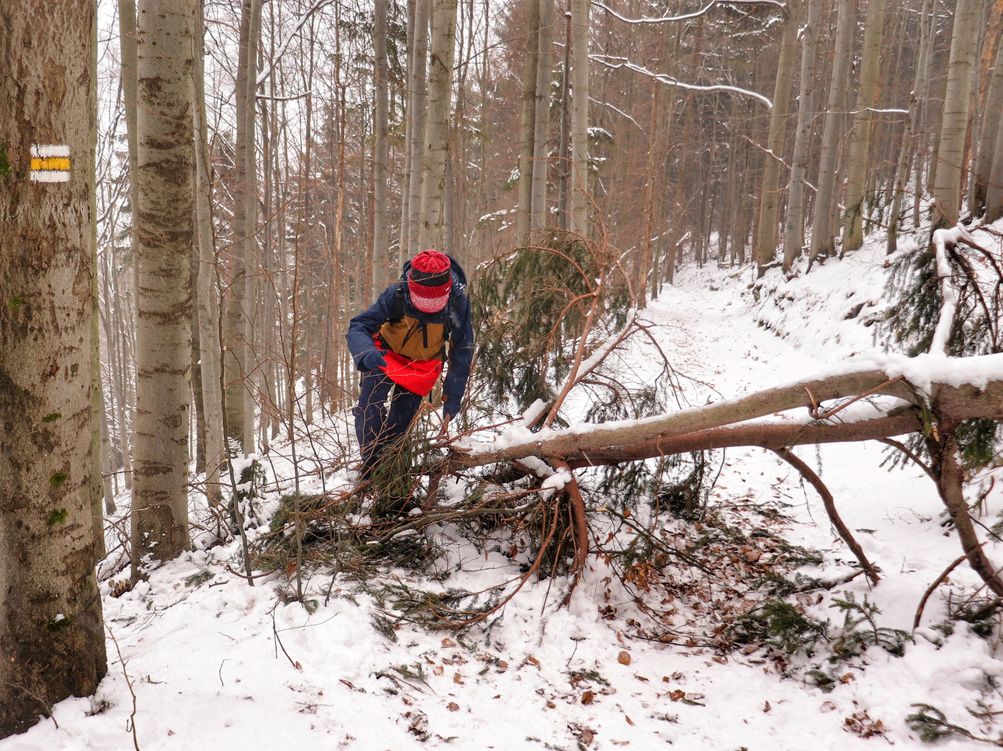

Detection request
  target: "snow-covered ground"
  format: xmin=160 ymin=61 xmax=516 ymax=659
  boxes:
xmin=7 ymin=229 xmax=1003 ymax=751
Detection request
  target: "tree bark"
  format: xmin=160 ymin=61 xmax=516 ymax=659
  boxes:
xmin=783 ymin=0 xmax=820 ymax=273
xmin=529 ymin=0 xmax=554 ymax=232
xmin=373 ymin=0 xmax=392 ymax=289
xmin=973 ymin=36 xmax=1003 ymax=214
xmin=224 ymin=0 xmax=261 ymax=452
xmin=933 ymin=0 xmax=982 ymax=228
xmin=405 ymin=0 xmax=431 ymax=255
xmin=417 ymin=0 xmax=458 ymax=249
xmin=569 ymin=0 xmax=589 ymax=236
xmin=449 ymin=357 xmax=1003 ymax=468
xmin=194 ymin=0 xmax=225 ymax=506
xmin=0 ymin=0 xmax=107 ymax=735
xmin=887 ymin=0 xmax=934 ymax=253
xmin=754 ymin=2 xmax=799 ymax=275
xmin=515 ymin=0 xmax=540 ymax=244
xmin=841 ymin=0 xmax=887 ymax=253
xmin=132 ymin=0 xmax=196 ymax=572
xmin=809 ymin=0 xmax=855 ymax=264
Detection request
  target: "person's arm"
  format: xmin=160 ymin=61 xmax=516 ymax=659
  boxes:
xmin=442 ymin=294 xmax=474 ymax=417
xmin=346 ymin=285 xmax=396 ymax=370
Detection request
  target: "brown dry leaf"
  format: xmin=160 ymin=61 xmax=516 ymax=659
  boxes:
xmin=763 ymin=700 xmax=771 ymax=713
xmin=432 ymin=665 xmax=444 ymax=676
xmin=582 ymin=690 xmax=596 ymax=705
xmin=453 ymin=672 xmax=464 ymax=685
xmin=669 ymin=690 xmax=685 ymax=702
xmin=447 ymin=702 xmax=459 ymax=712
xmin=839 ymin=673 xmax=855 ymax=684
xmin=617 ymin=651 xmax=632 ymax=666
xmin=496 ymin=660 xmax=509 ymax=673
xmin=441 ymin=638 xmax=457 ymax=649
xmin=546 ymin=700 xmax=556 ymax=709
xmin=624 ymin=714 xmax=635 ymax=726
xmin=525 ymin=655 xmax=541 ymax=669
xmin=712 ymin=655 xmax=728 ymax=665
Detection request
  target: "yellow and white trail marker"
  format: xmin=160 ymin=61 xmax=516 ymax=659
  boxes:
xmin=30 ymin=145 xmax=71 ymax=183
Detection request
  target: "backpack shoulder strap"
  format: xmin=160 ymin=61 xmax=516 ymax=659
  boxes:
xmin=389 ymin=281 xmax=407 ymax=322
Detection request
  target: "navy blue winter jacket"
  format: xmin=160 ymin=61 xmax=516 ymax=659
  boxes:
xmin=346 ymin=256 xmax=474 ymax=411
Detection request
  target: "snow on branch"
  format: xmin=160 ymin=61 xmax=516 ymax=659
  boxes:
xmin=592 ymin=0 xmax=786 ymax=26
xmin=256 ymin=0 xmax=336 ymax=88
xmin=591 ymin=54 xmax=772 ymax=109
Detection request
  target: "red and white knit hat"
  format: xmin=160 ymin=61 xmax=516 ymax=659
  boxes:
xmin=408 ymin=250 xmax=452 ymax=313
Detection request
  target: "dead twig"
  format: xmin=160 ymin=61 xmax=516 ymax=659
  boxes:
xmin=770 ymin=447 xmax=880 ymax=584
xmin=914 ymin=554 xmax=967 ymax=630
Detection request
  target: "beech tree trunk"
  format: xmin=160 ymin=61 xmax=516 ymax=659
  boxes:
xmin=933 ymin=0 xmax=981 ymax=228
xmin=973 ymin=37 xmax=1003 ymax=213
xmin=417 ymin=0 xmax=458 ymax=249
xmin=224 ymin=0 xmax=261 ymax=452
xmin=887 ymin=0 xmax=934 ymax=253
xmin=841 ymin=0 xmax=887 ymax=253
xmin=783 ymin=0 xmax=820 ymax=273
xmin=529 ymin=0 xmax=554 ymax=232
xmin=0 ymin=0 xmax=107 ymax=735
xmin=569 ymin=0 xmax=589 ymax=236
xmin=809 ymin=0 xmax=855 ymax=264
xmin=754 ymin=2 xmax=799 ymax=275
xmin=405 ymin=0 xmax=431 ymax=255
xmin=194 ymin=0 xmax=225 ymax=506
xmin=372 ymin=0 xmax=392 ymax=288
xmin=131 ymin=0 xmax=195 ymax=572
xmin=516 ymin=0 xmax=540 ymax=244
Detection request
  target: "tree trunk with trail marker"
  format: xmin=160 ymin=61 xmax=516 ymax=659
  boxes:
xmin=0 ymin=0 xmax=107 ymax=735
xmin=131 ymin=0 xmax=195 ymax=572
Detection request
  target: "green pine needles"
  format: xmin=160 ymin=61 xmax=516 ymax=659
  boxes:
xmin=471 ymin=229 xmax=630 ymax=413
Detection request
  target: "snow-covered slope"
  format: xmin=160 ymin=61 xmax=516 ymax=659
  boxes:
xmin=6 ymin=228 xmax=1002 ymax=751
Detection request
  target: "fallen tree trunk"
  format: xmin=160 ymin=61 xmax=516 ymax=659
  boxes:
xmin=450 ymin=354 xmax=1003 ymax=470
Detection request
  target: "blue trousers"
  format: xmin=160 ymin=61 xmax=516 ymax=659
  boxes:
xmin=353 ymin=369 xmax=423 ymax=474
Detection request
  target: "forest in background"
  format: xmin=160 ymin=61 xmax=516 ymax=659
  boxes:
xmin=2 ymin=0 xmax=1003 ymax=740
